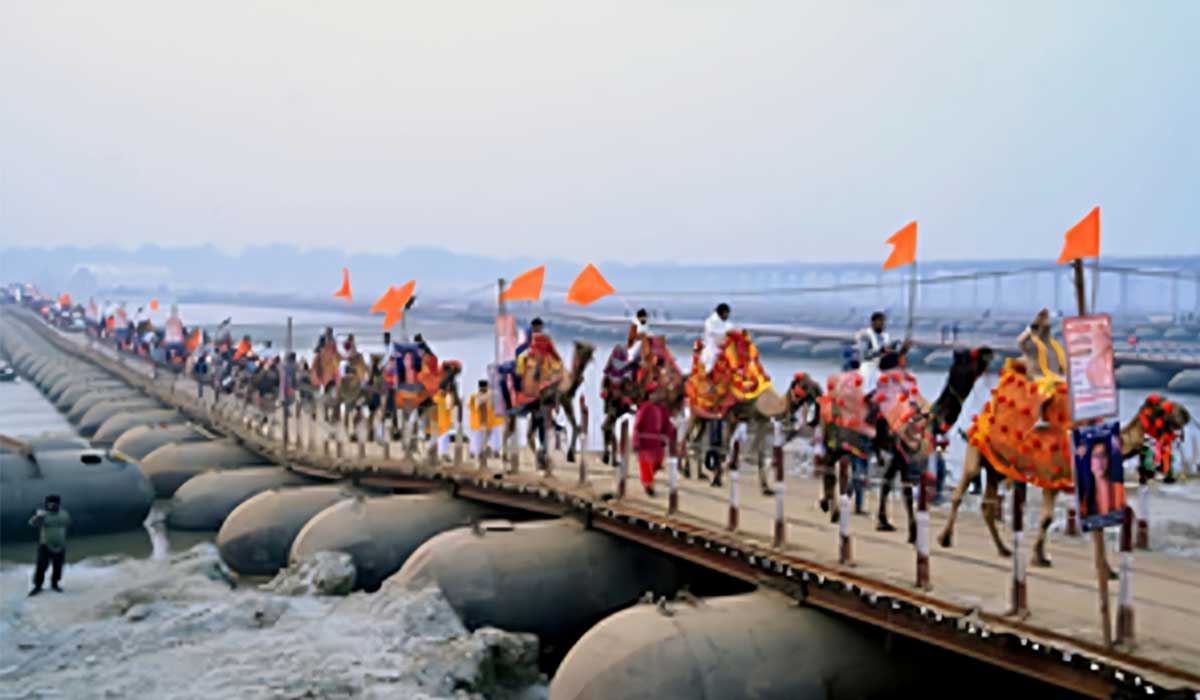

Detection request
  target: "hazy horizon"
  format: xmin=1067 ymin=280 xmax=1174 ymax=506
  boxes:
xmin=3 ymin=2 xmax=1198 ymax=263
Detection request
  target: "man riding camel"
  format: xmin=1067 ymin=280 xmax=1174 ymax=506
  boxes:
xmin=1016 ymin=308 xmax=1066 ymax=430
xmin=854 ymin=311 xmax=910 ymax=391
xmin=701 ymin=303 xmax=732 ymax=374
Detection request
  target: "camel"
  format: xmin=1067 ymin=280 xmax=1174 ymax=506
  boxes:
xmin=392 ymin=360 xmax=463 ymax=459
xmin=817 ymin=347 xmax=994 ymax=540
xmin=681 ymin=332 xmax=814 ymax=495
xmin=939 ymin=380 xmax=1192 ymax=567
xmin=500 ymin=340 xmax=595 ymax=469
xmin=326 ymin=352 xmax=370 ymax=438
xmin=599 ymin=336 xmax=686 ymax=464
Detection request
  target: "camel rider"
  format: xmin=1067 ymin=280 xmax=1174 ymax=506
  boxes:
xmin=233 ymin=335 xmax=253 ymax=363
xmin=1016 ymin=308 xmax=1066 ymax=429
xmin=514 ymin=318 xmax=544 ymax=362
xmin=414 ymin=333 xmax=434 ymax=359
xmin=855 ymin=312 xmax=909 ymax=392
xmin=628 ymin=308 xmax=651 ymax=357
xmin=257 ymin=339 xmax=277 ymax=361
xmin=701 ymin=303 xmax=732 ymax=374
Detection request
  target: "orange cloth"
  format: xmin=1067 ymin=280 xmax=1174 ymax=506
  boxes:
xmin=565 ymin=264 xmax=614 ymax=306
xmin=500 ymin=266 xmax=545 ymax=302
xmin=233 ymin=339 xmax=251 ymax=361
xmin=1057 ymin=206 xmax=1100 ymax=264
xmin=333 ymin=268 xmax=353 ymax=302
xmin=967 ymin=360 xmax=1073 ymax=490
xmin=883 ymin=221 xmax=917 ymax=271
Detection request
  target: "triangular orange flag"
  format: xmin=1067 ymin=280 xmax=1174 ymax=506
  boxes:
xmin=333 ymin=268 xmax=353 ymax=303
xmin=1056 ymin=206 xmax=1100 ymax=264
xmin=882 ymin=221 xmax=918 ymax=271
xmin=566 ymin=264 xmax=615 ymax=306
xmin=369 ymin=286 xmax=398 ymax=314
xmin=382 ymin=306 xmax=404 ymax=330
xmin=500 ymin=265 xmax=545 ymax=303
xmin=376 ymin=280 xmax=416 ymax=330
xmin=149 ymin=299 xmax=160 ymax=311
xmin=391 ymin=280 xmax=416 ymax=312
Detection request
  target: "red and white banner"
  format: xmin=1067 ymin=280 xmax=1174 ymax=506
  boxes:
xmin=1063 ymin=314 xmax=1117 ymax=422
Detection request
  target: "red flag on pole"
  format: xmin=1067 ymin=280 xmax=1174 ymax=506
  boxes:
xmin=333 ymin=268 xmax=353 ymax=303
xmin=1056 ymin=206 xmax=1101 ymax=264
xmin=500 ymin=266 xmax=545 ymax=302
xmin=566 ymin=264 xmax=615 ymax=306
xmin=882 ymin=222 xmax=918 ymax=271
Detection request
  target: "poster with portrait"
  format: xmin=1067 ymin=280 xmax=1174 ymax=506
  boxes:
xmin=1063 ymin=314 xmax=1117 ymax=422
xmin=1072 ymin=421 xmax=1126 ymax=531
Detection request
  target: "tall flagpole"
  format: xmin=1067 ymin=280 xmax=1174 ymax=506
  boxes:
xmin=905 ymin=263 xmax=918 ymax=343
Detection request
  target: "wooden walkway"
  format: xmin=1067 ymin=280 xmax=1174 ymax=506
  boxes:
xmin=14 ymin=311 xmax=1200 ymax=699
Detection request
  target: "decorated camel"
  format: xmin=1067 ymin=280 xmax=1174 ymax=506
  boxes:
xmin=938 ymin=360 xmax=1192 ymax=567
xmin=817 ymin=347 xmax=995 ymax=540
xmin=497 ymin=338 xmax=595 ymax=468
xmin=682 ymin=331 xmax=815 ymax=494
xmin=389 ymin=341 xmax=463 ymax=458
xmin=599 ymin=335 xmax=686 ymax=464
xmin=324 ymin=351 xmax=370 ymax=428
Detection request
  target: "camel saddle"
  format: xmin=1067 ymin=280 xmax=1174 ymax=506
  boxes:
xmin=967 ymin=358 xmax=1073 ymax=490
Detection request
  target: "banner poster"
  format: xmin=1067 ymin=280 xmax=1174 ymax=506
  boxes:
xmin=1072 ymin=421 xmax=1126 ymax=531
xmin=1063 ymin=314 xmax=1117 ymax=422
xmin=496 ymin=314 xmax=518 ymax=365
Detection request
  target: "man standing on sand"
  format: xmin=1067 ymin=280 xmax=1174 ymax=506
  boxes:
xmin=29 ymin=495 xmax=70 ymax=596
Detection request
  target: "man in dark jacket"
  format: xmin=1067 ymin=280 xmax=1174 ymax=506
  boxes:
xmin=29 ymin=494 xmax=71 ymax=595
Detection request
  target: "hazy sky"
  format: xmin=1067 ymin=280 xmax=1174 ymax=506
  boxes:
xmin=2 ymin=1 xmax=1197 ymax=264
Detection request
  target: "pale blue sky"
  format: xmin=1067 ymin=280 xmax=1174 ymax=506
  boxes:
xmin=1 ymin=1 xmax=1197 ymax=263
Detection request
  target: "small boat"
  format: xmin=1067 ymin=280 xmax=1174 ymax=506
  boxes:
xmin=0 ymin=361 xmax=16 ymax=382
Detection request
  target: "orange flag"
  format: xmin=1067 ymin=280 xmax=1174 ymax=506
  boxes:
xmin=1056 ymin=206 xmax=1100 ymax=264
xmin=500 ymin=265 xmax=545 ymax=303
xmin=149 ymin=299 xmax=160 ymax=311
xmin=566 ymin=264 xmax=615 ymax=306
xmin=333 ymin=268 xmax=353 ymax=303
xmin=375 ymin=280 xmax=416 ymax=330
xmin=882 ymin=221 xmax=918 ymax=271
xmin=369 ymin=286 xmax=398 ymax=314
xmin=58 ymin=292 xmax=71 ymax=307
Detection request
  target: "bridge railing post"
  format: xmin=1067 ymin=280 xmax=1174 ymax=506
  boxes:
xmin=453 ymin=401 xmax=465 ymax=468
xmin=507 ymin=417 xmax=520 ymax=474
xmin=1135 ymin=473 xmax=1150 ymax=550
xmin=578 ymin=396 xmax=588 ymax=485
xmin=727 ymin=438 xmax=740 ymax=532
xmin=617 ymin=418 xmax=629 ymax=499
xmin=771 ymin=421 xmax=785 ymax=548
xmin=1116 ymin=506 xmax=1136 ymax=646
xmin=838 ymin=457 xmax=853 ymax=565
xmin=1009 ymin=481 xmax=1029 ymax=618
xmin=916 ymin=457 xmax=932 ymax=590
xmin=660 ymin=432 xmax=677 ymax=515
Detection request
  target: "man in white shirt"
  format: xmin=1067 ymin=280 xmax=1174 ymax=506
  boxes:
xmin=625 ymin=308 xmax=651 ymax=365
xmin=854 ymin=311 xmax=908 ymax=391
xmin=701 ymin=303 xmax=732 ymax=373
